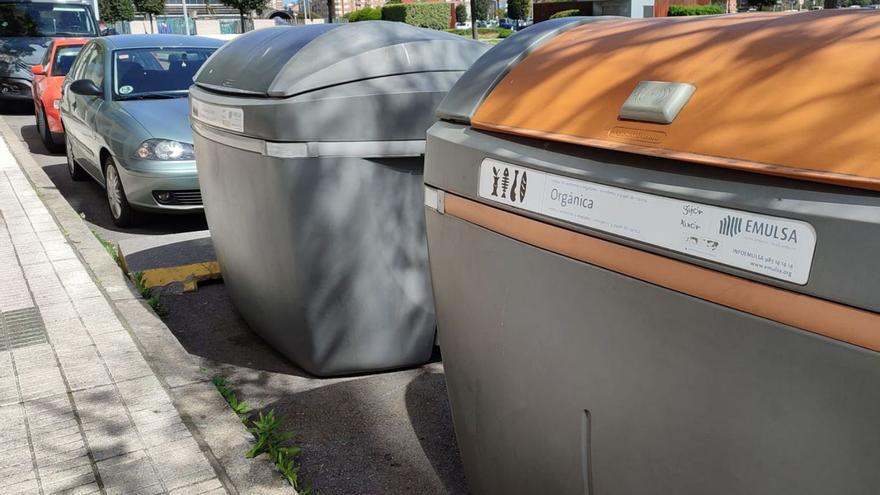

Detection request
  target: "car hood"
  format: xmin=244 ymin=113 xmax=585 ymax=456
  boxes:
xmin=0 ymin=37 xmax=51 ymax=80
xmin=119 ymin=98 xmax=194 ymax=143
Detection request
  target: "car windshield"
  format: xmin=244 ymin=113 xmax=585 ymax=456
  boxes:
xmin=113 ymin=47 xmax=216 ymax=99
xmin=0 ymin=3 xmax=96 ymax=37
xmin=52 ymin=45 xmax=82 ymax=76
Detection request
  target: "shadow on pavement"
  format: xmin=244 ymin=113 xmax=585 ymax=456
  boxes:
xmin=159 ymin=283 xmax=466 ymax=494
xmin=1 ymin=101 xmax=33 ymax=116
xmin=159 ymin=282 xmax=308 ymax=376
xmin=405 ymin=368 xmax=468 ymax=495
xmin=254 ymin=366 xmax=466 ymax=495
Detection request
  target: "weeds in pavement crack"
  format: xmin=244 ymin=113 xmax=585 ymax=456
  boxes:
xmin=131 ymin=271 xmax=167 ymax=317
xmin=212 ymin=375 xmax=314 ymax=494
xmin=91 ymin=229 xmax=119 ymax=264
xmin=212 ymin=376 xmax=251 ymax=421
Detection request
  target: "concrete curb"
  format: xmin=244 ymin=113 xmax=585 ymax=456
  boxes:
xmin=0 ymin=116 xmax=291 ymax=495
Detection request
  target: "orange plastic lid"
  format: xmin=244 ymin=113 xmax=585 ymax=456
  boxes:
xmin=472 ymin=11 xmax=880 ymax=191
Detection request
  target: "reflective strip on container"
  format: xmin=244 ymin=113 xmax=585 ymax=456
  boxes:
xmin=424 ymin=186 xmax=444 ymax=213
xmin=302 ymin=140 xmax=426 ymax=159
xmin=193 ymin=121 xmax=425 ymax=159
xmin=265 ymin=142 xmax=308 ymax=158
xmin=192 ymin=121 xmax=263 ymax=154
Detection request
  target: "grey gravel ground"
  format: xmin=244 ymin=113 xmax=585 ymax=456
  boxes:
xmin=2 ymin=103 xmax=467 ymax=495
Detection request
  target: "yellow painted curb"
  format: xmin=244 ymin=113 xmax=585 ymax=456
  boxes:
xmin=138 ymin=261 xmax=222 ymax=292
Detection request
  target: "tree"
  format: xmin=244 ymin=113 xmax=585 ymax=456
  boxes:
xmin=134 ymin=0 xmax=164 ymax=33
xmin=507 ymin=0 xmax=529 ymax=22
xmin=98 ymin=0 xmax=135 ymax=23
xmin=220 ymin=0 xmax=267 ymax=32
xmin=494 ymin=7 xmax=504 ymax=18
xmin=472 ymin=0 xmax=489 ymax=21
xmin=455 ymin=2 xmax=467 ymax=23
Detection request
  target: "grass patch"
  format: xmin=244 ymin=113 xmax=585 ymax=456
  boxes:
xmin=211 ymin=376 xmax=251 ymax=421
xmin=91 ymin=229 xmax=119 ymax=264
xmin=131 ymin=271 xmax=167 ymax=317
xmin=212 ymin=376 xmax=313 ymax=494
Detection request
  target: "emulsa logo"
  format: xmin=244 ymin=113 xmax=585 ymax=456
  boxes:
xmin=719 ymin=215 xmax=799 ymax=244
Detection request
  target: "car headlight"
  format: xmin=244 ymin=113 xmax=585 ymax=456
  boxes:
xmin=136 ymin=139 xmax=195 ymax=161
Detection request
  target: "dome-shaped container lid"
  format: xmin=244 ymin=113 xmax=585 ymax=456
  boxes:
xmin=436 ymin=16 xmax=623 ymax=124
xmin=467 ymin=11 xmax=880 ymax=192
xmin=195 ymin=21 xmax=487 ymax=98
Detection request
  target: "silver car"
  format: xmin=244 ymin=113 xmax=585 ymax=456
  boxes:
xmin=60 ymin=34 xmax=222 ymax=227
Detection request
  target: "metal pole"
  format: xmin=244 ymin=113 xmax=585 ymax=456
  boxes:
xmin=470 ymin=0 xmax=477 ymax=39
xmin=182 ymin=0 xmax=191 ymax=35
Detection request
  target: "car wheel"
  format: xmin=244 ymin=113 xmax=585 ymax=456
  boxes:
xmin=37 ymin=104 xmax=64 ymax=154
xmin=104 ymin=156 xmax=136 ymax=228
xmin=65 ymin=133 xmax=87 ymax=181
xmin=34 ymin=103 xmax=44 ymax=137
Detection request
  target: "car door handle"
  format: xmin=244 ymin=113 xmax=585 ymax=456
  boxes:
xmin=72 ymin=101 xmax=77 ymax=111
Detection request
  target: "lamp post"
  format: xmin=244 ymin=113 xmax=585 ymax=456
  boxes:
xmin=182 ymin=0 xmax=190 ymax=35
xmin=471 ymin=0 xmax=478 ymax=39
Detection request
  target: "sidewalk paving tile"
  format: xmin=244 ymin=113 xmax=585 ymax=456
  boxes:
xmin=169 ymin=478 xmax=226 ymax=495
xmin=97 ymin=450 xmax=164 ymax=494
xmin=0 ymin=442 xmax=34 ymax=470
xmin=0 ymin=134 xmax=231 ymax=494
xmin=0 ymin=461 xmax=39 ymax=486
xmin=48 ymin=482 xmax=102 ymax=495
xmin=103 ymin=352 xmax=155 ymax=383
xmin=6 ymin=477 xmax=40 ymax=494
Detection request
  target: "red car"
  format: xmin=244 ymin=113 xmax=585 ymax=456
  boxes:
xmin=31 ymin=38 xmax=88 ymax=153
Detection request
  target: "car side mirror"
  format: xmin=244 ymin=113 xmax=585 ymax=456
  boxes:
xmin=31 ymin=65 xmax=45 ymax=76
xmin=69 ymin=79 xmax=102 ymax=97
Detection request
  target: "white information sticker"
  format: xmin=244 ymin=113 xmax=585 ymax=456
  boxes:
xmin=478 ymin=158 xmax=817 ymax=284
xmin=191 ymin=100 xmax=244 ymax=133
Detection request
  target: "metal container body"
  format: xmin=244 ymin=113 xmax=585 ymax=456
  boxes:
xmin=188 ymin=22 xmax=489 ymax=375
xmin=424 ymin=121 xmax=880 ymax=494
xmin=194 ymin=133 xmax=436 ymax=376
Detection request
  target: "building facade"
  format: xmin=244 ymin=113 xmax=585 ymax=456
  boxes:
xmin=332 ymin=0 xmax=384 ymax=17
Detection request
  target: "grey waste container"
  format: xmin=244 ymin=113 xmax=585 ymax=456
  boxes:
xmin=424 ymin=13 xmax=880 ymax=495
xmin=189 ymin=22 xmax=488 ymax=376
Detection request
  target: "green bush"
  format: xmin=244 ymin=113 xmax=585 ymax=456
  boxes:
xmin=382 ymin=2 xmax=452 ymax=30
xmin=455 ymin=3 xmax=467 ymax=23
xmin=549 ymin=8 xmax=580 ymax=18
xmin=667 ymin=4 xmax=724 ymax=15
xmin=348 ymin=6 xmax=382 ymax=22
xmin=445 ymin=27 xmax=512 ymax=39
xmin=381 ymin=4 xmax=407 ymax=22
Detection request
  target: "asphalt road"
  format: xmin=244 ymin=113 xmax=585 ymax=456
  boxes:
xmin=1 ymin=103 xmax=466 ymax=494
